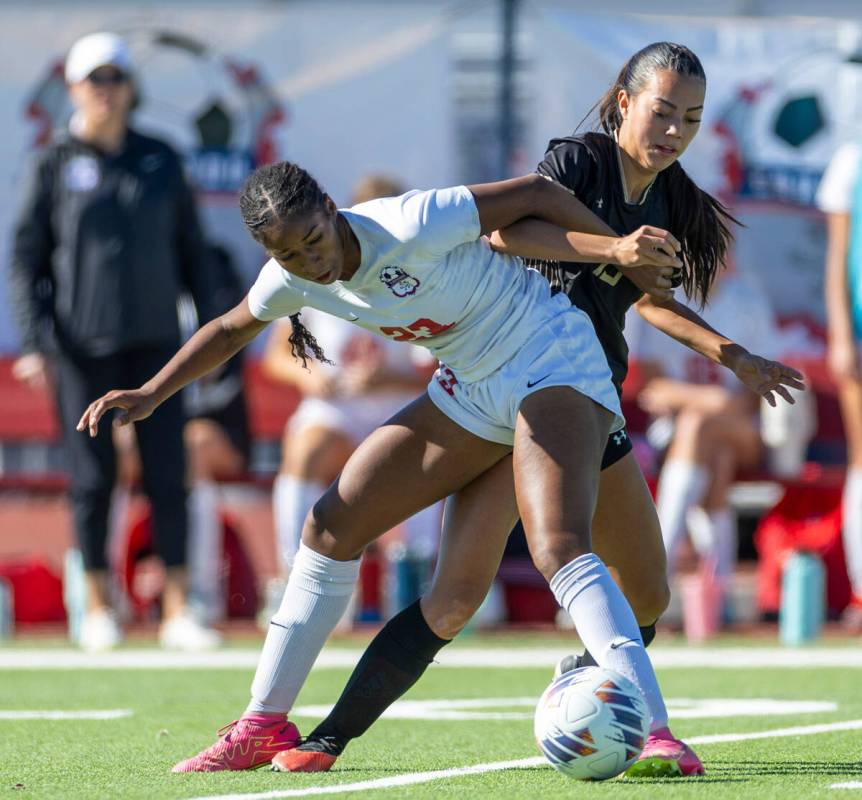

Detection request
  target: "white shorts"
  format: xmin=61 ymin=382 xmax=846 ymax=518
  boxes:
xmin=288 ymin=391 xmax=418 ymax=445
xmin=426 ymin=300 xmax=623 ymax=446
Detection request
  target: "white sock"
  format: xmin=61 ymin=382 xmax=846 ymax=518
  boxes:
xmin=246 ymin=542 xmax=360 ymax=714
xmin=843 ymin=467 xmax=862 ymax=596
xmin=400 ymin=501 xmax=443 ymax=559
xmin=657 ymin=460 xmax=708 ymax=574
xmin=550 ymin=553 xmax=669 ymax=732
xmin=273 ymin=475 xmax=326 ymax=572
xmin=187 ymin=481 xmax=224 ymax=621
xmin=686 ymin=506 xmax=737 ymax=581
xmin=708 ymin=508 xmax=736 ymax=580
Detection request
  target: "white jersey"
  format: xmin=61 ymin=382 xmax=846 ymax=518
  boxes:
xmin=816 ymin=141 xmax=862 ymax=214
xmin=247 ymin=186 xmax=559 ymax=382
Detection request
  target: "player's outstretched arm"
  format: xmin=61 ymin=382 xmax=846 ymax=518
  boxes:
xmin=77 ymin=297 xmax=269 ymax=436
xmin=635 ymin=294 xmax=806 ymax=406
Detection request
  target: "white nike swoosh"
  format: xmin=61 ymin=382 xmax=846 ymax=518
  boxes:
xmin=347 ymin=314 xmax=359 ymax=321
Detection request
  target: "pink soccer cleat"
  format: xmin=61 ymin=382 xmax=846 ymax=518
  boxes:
xmin=624 ymin=726 xmax=704 ymax=778
xmin=172 ymin=714 xmax=301 ymax=772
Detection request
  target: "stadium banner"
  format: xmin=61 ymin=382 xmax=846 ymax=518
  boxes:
xmin=531 ymin=9 xmax=862 ymax=329
xmin=0 ymin=1 xmax=453 ymax=352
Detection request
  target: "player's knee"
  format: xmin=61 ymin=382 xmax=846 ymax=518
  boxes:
xmin=528 ymin=533 xmax=591 ymax=583
xmin=423 ymin=588 xmax=485 ymax=639
xmin=631 ymin=578 xmax=671 ymax=624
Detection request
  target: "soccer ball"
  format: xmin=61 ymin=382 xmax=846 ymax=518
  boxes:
xmin=534 ymin=666 xmax=649 ymax=781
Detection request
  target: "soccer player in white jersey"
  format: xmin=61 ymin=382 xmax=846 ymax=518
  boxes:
xmin=81 ymin=160 xmax=694 ymax=773
xmin=818 ymin=139 xmax=862 ymax=631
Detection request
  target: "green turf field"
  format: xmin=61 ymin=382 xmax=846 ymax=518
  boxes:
xmin=1 ymin=636 xmax=861 ymax=799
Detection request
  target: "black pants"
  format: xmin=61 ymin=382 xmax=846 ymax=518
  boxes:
xmin=54 ymin=346 xmax=188 ymax=571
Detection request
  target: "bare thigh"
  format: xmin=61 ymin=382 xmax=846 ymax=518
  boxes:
xmin=304 ymin=393 xmax=510 ymax=561
xmin=281 ymin=424 xmax=355 ymax=484
xmin=514 ymin=387 xmax=610 ymax=580
xmin=592 ymin=451 xmax=670 ymax=624
xmin=421 ymin=454 xmax=517 ymax=639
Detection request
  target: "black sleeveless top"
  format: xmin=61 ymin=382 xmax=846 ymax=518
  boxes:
xmin=532 ymin=131 xmax=673 ymax=393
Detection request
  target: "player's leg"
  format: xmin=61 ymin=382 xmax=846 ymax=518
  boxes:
xmin=174 ymin=394 xmax=509 ymax=772
xmin=837 ymin=377 xmax=862 ymax=629
xmin=274 ymin=454 xmax=518 ymax=772
xmin=514 ymin=387 xmax=703 ymax=777
xmin=570 ymin=448 xmax=669 ymax=671
xmin=273 ymin=406 xmax=355 ymax=574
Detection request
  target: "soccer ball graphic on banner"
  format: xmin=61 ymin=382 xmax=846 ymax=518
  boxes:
xmin=534 ymin=666 xmax=649 ymax=780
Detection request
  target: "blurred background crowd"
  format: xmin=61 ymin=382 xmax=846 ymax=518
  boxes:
xmin=1 ymin=0 xmax=862 ymax=649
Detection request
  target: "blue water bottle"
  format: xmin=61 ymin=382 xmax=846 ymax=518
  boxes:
xmin=779 ymin=551 xmax=825 ymax=645
xmin=0 ymin=577 xmax=14 ymax=640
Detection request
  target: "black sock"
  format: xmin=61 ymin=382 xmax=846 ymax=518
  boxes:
xmin=579 ymin=621 xmax=657 ymax=667
xmin=301 ymin=600 xmax=450 ymax=755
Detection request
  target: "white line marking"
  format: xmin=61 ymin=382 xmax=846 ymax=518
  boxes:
xmin=183 ymin=718 xmax=862 ymax=800
xmin=4 ymin=646 xmax=862 ymax=670
xmin=831 ymin=782 xmax=862 ymax=790
xmin=185 ymin=757 xmax=546 ymax=800
xmin=0 ymin=709 xmax=133 ymax=720
xmin=292 ymin=697 xmax=837 ymax=722
xmin=686 ymin=718 xmax=862 ymax=745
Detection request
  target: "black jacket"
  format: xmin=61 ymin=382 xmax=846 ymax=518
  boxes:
xmin=8 ymin=128 xmax=215 ymax=357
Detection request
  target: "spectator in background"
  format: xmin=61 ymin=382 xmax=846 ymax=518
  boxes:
xmin=634 ymin=267 xmax=779 ymax=585
xmin=7 ymin=32 xmax=220 ymax=651
xmin=115 ymin=243 xmax=251 ymax=622
xmin=261 ymin=175 xmax=440 ymax=624
xmin=819 ymin=140 xmax=862 ymax=630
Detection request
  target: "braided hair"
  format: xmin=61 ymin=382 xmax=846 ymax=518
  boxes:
xmin=593 ymin=42 xmax=740 ymax=305
xmin=239 ymin=162 xmax=333 ymax=367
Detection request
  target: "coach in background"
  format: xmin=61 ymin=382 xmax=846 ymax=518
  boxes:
xmin=7 ymin=31 xmax=221 ymax=651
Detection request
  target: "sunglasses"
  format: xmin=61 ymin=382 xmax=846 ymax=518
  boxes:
xmin=86 ymin=70 xmax=129 ymax=86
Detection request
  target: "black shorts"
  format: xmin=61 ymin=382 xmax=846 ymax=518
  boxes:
xmin=601 ymin=426 xmax=632 ymax=471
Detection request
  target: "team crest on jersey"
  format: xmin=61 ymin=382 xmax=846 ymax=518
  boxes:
xmin=379 ymin=266 xmax=420 ymax=297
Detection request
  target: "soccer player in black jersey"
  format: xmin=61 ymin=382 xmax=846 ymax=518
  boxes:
xmin=271 ymin=42 xmax=804 ymax=778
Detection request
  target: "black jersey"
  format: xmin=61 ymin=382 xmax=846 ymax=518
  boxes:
xmin=534 ymin=131 xmax=672 ymax=393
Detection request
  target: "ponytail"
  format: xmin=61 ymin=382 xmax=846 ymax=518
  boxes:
xmin=288 ymin=313 xmax=332 ymax=368
xmin=664 ymin=161 xmax=740 ymax=305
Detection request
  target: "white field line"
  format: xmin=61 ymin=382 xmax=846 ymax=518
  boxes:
xmin=0 ymin=709 xmax=133 ymax=720
xmin=4 ymin=646 xmax=862 ymax=670
xmin=292 ymin=697 xmax=837 ymax=722
xmin=831 ymin=783 xmax=862 ymax=790
xmin=184 ymin=718 xmax=862 ymax=800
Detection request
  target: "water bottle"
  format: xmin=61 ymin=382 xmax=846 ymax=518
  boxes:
xmin=0 ymin=578 xmax=14 ymax=639
xmin=779 ymin=551 xmax=825 ymax=645
xmin=63 ymin=549 xmax=87 ymax=644
xmin=384 ymin=542 xmax=432 ymax=617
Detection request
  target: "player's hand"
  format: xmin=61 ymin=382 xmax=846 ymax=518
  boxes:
xmin=827 ymin=337 xmax=861 ymax=383
xmin=77 ymin=388 xmax=159 ymax=437
xmin=730 ymin=352 xmax=806 ymax=407
xmin=12 ymin=352 xmax=52 ymax=391
xmin=611 ymin=226 xmax=682 ymax=302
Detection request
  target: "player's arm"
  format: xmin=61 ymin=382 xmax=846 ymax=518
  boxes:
xmin=470 ymin=175 xmax=680 ymax=300
xmin=78 ymin=297 xmax=269 ymax=435
xmin=823 ymin=211 xmax=858 ymax=380
xmin=635 ymin=294 xmax=805 ymax=406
